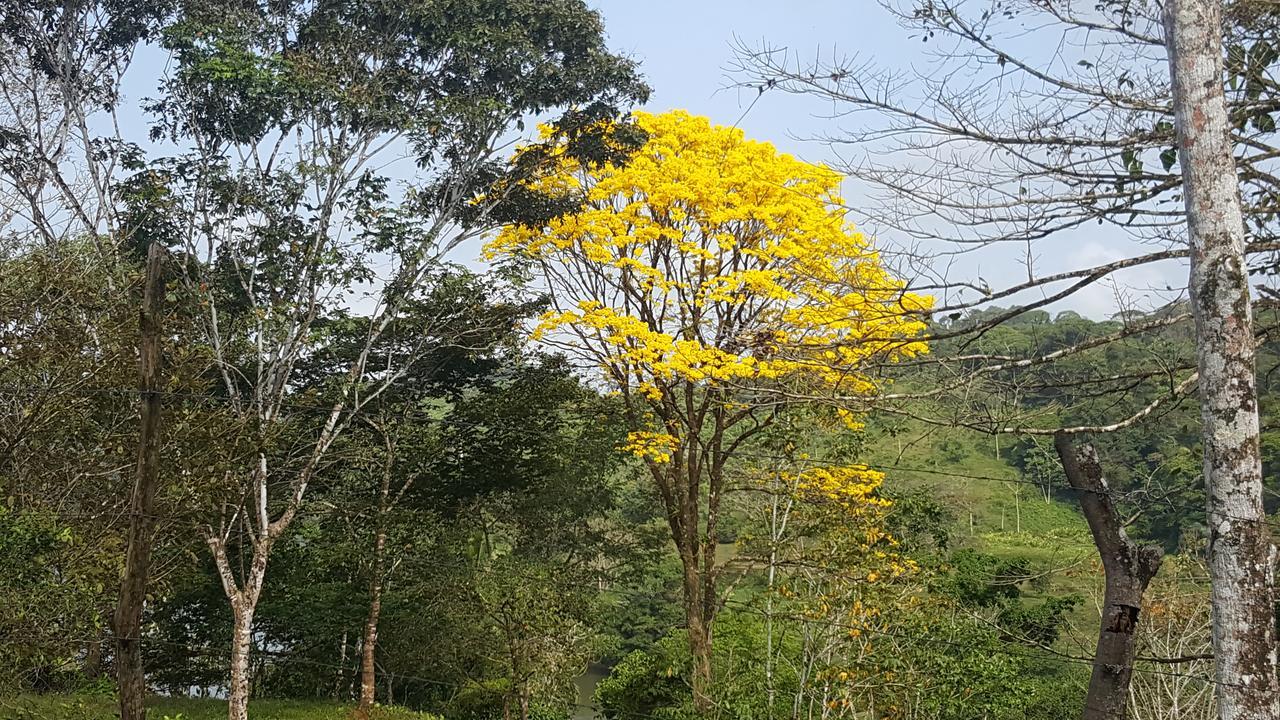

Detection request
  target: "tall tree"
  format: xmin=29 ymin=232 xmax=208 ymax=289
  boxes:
xmin=1164 ymin=1 xmax=1280 ymax=717
xmin=328 ymin=274 xmax=538 ymax=720
xmin=135 ymin=3 xmax=645 ymax=717
xmin=732 ymin=5 xmax=1280 ymax=715
xmin=0 ymin=0 xmax=174 ymax=271
xmin=488 ymin=109 xmax=929 ymax=713
xmin=114 ymin=240 xmax=167 ymax=720
xmin=0 ymin=238 xmax=145 ymax=690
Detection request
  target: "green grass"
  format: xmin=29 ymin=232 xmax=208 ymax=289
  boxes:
xmin=870 ymin=425 xmax=1089 ymax=539
xmin=864 ymin=421 xmax=1112 ymax=642
xmin=0 ymin=695 xmax=439 ymax=720
xmin=866 ymin=423 xmax=1096 ymax=599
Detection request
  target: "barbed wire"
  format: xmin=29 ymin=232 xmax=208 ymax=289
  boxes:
xmin=4 ymin=377 xmax=1276 ymax=535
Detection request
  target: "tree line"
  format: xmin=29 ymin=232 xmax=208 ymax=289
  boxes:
xmin=4 ymin=2 xmax=1280 ymax=720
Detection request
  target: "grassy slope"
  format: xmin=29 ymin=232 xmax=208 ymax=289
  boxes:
xmin=0 ymin=695 xmax=437 ymax=720
xmin=865 ymin=422 xmax=1099 ymax=604
xmin=869 ymin=424 xmax=1090 ymax=543
xmin=863 ymin=420 xmax=1113 ymax=660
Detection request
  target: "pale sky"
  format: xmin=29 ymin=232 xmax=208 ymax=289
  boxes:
xmin=587 ymin=0 xmax=1189 ymax=318
xmin=103 ymin=1 xmax=1187 ymax=319
xmin=588 ymin=0 xmax=899 ymax=152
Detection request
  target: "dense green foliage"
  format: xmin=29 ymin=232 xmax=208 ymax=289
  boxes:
xmin=2 ymin=1 xmax=1266 ymax=719
xmin=0 ymin=695 xmax=440 ymax=720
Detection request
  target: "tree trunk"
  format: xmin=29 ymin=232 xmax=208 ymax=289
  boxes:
xmin=228 ymin=602 xmax=255 ymax=720
xmin=355 ymin=535 xmax=385 ymax=719
xmin=355 ymin=431 xmax=396 ymax=720
xmin=335 ymin=630 xmax=348 ymax=699
xmin=208 ymin=533 xmax=270 ymax=720
xmin=674 ymin=539 xmax=715 ymax=713
xmin=658 ymin=462 xmax=717 ymax=715
xmin=1055 ymin=435 xmax=1163 ymax=720
xmin=83 ymin=635 xmax=104 ymax=681
xmin=649 ymin=412 xmax=726 ymax=716
xmin=1014 ymin=486 xmax=1021 ymax=533
xmin=763 ymin=478 xmax=787 ymax=719
xmin=115 ymin=240 xmax=166 ymax=720
xmin=1164 ymin=2 xmax=1280 ymax=718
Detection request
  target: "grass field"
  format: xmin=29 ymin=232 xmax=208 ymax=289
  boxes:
xmin=867 ymin=423 xmax=1092 ymax=548
xmin=866 ymin=421 xmax=1101 ymax=608
xmin=0 ymin=695 xmax=439 ymax=720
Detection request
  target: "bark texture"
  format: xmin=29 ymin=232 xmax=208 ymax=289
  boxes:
xmin=1055 ymin=435 xmax=1162 ymax=720
xmin=660 ymin=454 xmax=723 ymax=715
xmin=355 ymin=421 xmax=408 ymax=720
xmin=208 ymin=527 xmax=271 ymax=720
xmin=357 ymin=575 xmax=382 ymax=718
xmin=1163 ymin=2 xmax=1280 ymax=718
xmin=355 ymin=484 xmax=389 ymax=720
xmin=115 ymin=241 xmax=166 ymax=720
xmin=228 ymin=603 xmax=255 ymax=720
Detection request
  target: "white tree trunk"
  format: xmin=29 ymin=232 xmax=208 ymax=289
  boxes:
xmin=208 ymin=533 xmax=270 ymax=720
xmin=228 ymin=603 xmax=255 ymax=720
xmin=1163 ymin=2 xmax=1280 ymax=718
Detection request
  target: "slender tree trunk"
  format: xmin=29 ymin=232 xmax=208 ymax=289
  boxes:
xmin=355 ymin=532 xmax=386 ymax=719
xmin=335 ymin=630 xmax=348 ymax=699
xmin=1014 ymin=486 xmax=1021 ymax=533
xmin=115 ymin=241 xmax=166 ymax=720
xmin=84 ymin=635 xmax=104 ymax=681
xmin=764 ymin=485 xmax=780 ymax=717
xmin=228 ymin=602 xmax=255 ymax=720
xmin=1055 ymin=435 xmax=1163 ymax=720
xmin=1164 ymin=3 xmax=1280 ymax=718
xmin=690 ymin=456 xmax=725 ymax=715
xmin=208 ymin=533 xmax=270 ymax=720
xmin=356 ymin=427 xmax=396 ymax=720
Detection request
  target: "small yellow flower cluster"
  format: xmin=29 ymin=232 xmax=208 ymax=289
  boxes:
xmin=622 ymin=430 xmax=679 ymax=464
xmin=792 ymin=466 xmax=891 ymax=510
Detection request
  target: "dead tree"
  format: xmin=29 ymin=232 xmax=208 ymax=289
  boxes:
xmin=1055 ymin=434 xmax=1163 ymax=720
xmin=114 ymin=241 xmax=167 ymax=720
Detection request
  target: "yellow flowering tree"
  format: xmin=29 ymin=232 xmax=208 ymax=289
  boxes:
xmin=487 ymin=110 xmax=930 ymax=712
xmin=741 ymin=448 xmax=919 ymax=718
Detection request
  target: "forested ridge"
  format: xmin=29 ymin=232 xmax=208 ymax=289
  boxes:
xmin=4 ymin=1 xmax=1280 ymax=720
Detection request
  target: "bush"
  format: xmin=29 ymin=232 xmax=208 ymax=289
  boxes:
xmin=595 ymin=634 xmax=693 ymax=720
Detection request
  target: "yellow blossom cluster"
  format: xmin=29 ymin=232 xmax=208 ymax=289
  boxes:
xmin=791 ymin=465 xmax=890 ymax=509
xmin=486 ymin=110 xmax=932 ymax=423
xmin=622 ymin=430 xmax=679 ymax=464
xmin=786 ymin=465 xmax=920 ymax=580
